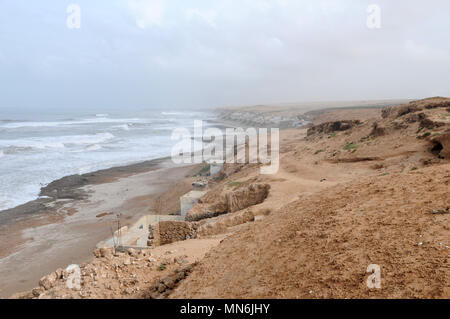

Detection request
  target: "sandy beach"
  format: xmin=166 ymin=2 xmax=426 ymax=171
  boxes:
xmin=0 ymin=157 xmax=201 ymax=298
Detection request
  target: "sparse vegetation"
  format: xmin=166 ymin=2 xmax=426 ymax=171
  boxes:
xmin=344 ymin=143 xmax=358 ymax=151
xmin=158 ymin=264 xmax=167 ymax=271
xmin=417 ymin=132 xmax=431 ymax=139
xmin=360 ymin=135 xmax=371 ymax=142
xmin=198 ymin=163 xmax=211 ymax=175
xmin=314 ymin=149 xmax=325 ymax=155
xmin=228 ymin=181 xmax=244 ymax=188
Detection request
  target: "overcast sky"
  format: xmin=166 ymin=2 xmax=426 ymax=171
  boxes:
xmin=0 ymin=0 xmax=449 ymax=111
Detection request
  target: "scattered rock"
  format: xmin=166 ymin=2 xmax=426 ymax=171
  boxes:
xmin=157 ymin=283 xmax=166 ymax=293
xmin=127 ymin=248 xmax=138 ymax=257
xmin=123 ymin=257 xmax=131 ymax=266
xmin=32 ymin=287 xmax=45 ymax=297
xmin=93 ymin=247 xmax=114 ymax=259
xmin=192 ymin=181 xmax=208 ymax=189
xmin=163 ymin=278 xmax=175 ymax=289
xmin=124 ymin=288 xmax=134 ymax=295
xmin=429 ymin=208 xmax=449 ymax=215
xmin=39 ymin=272 xmax=58 ymax=290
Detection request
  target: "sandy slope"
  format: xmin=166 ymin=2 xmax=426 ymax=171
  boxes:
xmin=172 ymin=164 xmax=449 ymax=298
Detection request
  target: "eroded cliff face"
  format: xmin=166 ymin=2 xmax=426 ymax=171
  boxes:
xmin=185 ymin=183 xmax=270 ymax=222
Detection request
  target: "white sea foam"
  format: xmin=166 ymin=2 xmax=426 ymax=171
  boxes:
xmin=84 ymin=144 xmax=102 ymax=151
xmin=113 ymin=124 xmax=131 ymax=131
xmin=0 ymin=133 xmax=115 ymax=150
xmin=161 ymin=111 xmax=183 ymax=115
xmin=0 ymin=110 xmax=214 ymax=211
xmin=0 ymin=117 xmax=145 ymax=129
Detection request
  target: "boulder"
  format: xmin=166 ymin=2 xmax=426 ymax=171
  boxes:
xmin=127 ymin=248 xmax=138 ymax=257
xmin=93 ymin=248 xmax=102 ymax=258
xmin=163 ymin=277 xmax=175 ymax=289
xmin=39 ymin=272 xmax=58 ymax=290
xmin=32 ymin=287 xmax=45 ymax=297
xmin=100 ymin=247 xmax=114 ymax=259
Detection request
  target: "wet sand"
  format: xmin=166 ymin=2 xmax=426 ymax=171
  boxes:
xmin=0 ymin=157 xmax=201 ymax=298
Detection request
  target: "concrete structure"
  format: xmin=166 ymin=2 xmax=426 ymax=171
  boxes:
xmin=180 ymin=190 xmax=207 ymax=217
xmin=97 ymin=214 xmax=183 ymax=249
xmin=209 ymin=162 xmax=224 ymax=176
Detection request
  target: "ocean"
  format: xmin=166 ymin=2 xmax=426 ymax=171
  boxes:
xmin=0 ymin=109 xmax=215 ymax=211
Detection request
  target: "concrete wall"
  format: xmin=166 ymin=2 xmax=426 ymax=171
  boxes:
xmin=210 ymin=162 xmax=223 ymax=176
xmin=180 ymin=190 xmax=206 ymax=217
xmin=148 ymin=221 xmax=199 ymax=246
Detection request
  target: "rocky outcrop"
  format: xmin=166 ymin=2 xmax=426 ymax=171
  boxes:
xmin=185 ymin=183 xmax=270 ymax=222
xmin=404 ymin=112 xmax=426 ymax=123
xmin=382 ymin=104 xmax=420 ymax=119
xmin=147 ymin=264 xmax=195 ymax=299
xmin=220 ymin=111 xmax=310 ymax=128
xmin=382 ymin=99 xmax=450 ymax=119
xmin=370 ymin=122 xmax=386 ymax=137
xmin=307 ymin=120 xmax=361 ymax=136
xmin=424 ymin=101 xmax=450 ymax=109
xmin=197 ymin=210 xmax=255 ymax=237
xmin=431 ymin=132 xmax=450 ymax=159
xmin=399 ymin=112 xmax=445 ymax=129
xmin=420 ymin=118 xmax=445 ymax=130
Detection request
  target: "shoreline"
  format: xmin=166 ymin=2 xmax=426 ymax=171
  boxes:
xmin=0 ymin=155 xmax=202 ymax=298
xmin=0 ymin=156 xmax=172 ymax=227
